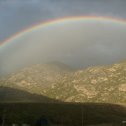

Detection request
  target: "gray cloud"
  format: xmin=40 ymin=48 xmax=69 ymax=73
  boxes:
xmin=0 ymin=0 xmax=126 ymax=75
xmin=0 ymin=20 xmax=126 ymax=74
xmin=0 ymin=0 xmax=126 ymax=41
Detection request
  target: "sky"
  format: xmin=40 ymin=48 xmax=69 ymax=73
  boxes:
xmin=0 ymin=0 xmax=126 ymax=42
xmin=0 ymin=0 xmax=126 ymax=75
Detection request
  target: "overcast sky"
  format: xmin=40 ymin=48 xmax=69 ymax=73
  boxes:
xmin=0 ymin=0 xmax=126 ymax=42
xmin=0 ymin=0 xmax=126 ymax=75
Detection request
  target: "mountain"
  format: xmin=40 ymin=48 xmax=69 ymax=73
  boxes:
xmin=0 ymin=62 xmax=73 ymax=95
xmin=44 ymin=61 xmax=126 ymax=104
xmin=0 ymin=61 xmax=126 ymax=104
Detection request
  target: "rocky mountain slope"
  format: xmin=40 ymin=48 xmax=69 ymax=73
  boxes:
xmin=0 ymin=61 xmax=126 ymax=104
xmin=0 ymin=62 xmax=73 ymax=95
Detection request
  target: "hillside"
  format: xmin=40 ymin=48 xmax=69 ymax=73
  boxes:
xmin=0 ymin=86 xmax=58 ymax=103
xmin=44 ymin=62 xmax=126 ymax=104
xmin=0 ymin=61 xmax=126 ymax=104
xmin=0 ymin=62 xmax=73 ymax=95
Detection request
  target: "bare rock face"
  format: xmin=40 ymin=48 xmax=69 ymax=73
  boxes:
xmin=0 ymin=61 xmax=126 ymax=104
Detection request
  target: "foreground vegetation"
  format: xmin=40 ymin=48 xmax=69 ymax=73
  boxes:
xmin=0 ymin=102 xmax=125 ymax=126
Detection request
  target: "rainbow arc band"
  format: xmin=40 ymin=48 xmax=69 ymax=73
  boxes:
xmin=0 ymin=16 xmax=126 ymax=49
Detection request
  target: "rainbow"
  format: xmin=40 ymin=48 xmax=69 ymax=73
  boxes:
xmin=1 ymin=16 xmax=126 ymax=49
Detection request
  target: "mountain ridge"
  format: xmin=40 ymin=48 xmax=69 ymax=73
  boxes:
xmin=0 ymin=61 xmax=126 ymax=104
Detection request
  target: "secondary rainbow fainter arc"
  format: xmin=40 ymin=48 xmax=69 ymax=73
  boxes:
xmin=0 ymin=16 xmax=126 ymax=49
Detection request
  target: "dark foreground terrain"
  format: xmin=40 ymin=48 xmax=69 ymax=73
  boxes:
xmin=0 ymin=103 xmax=126 ymax=126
